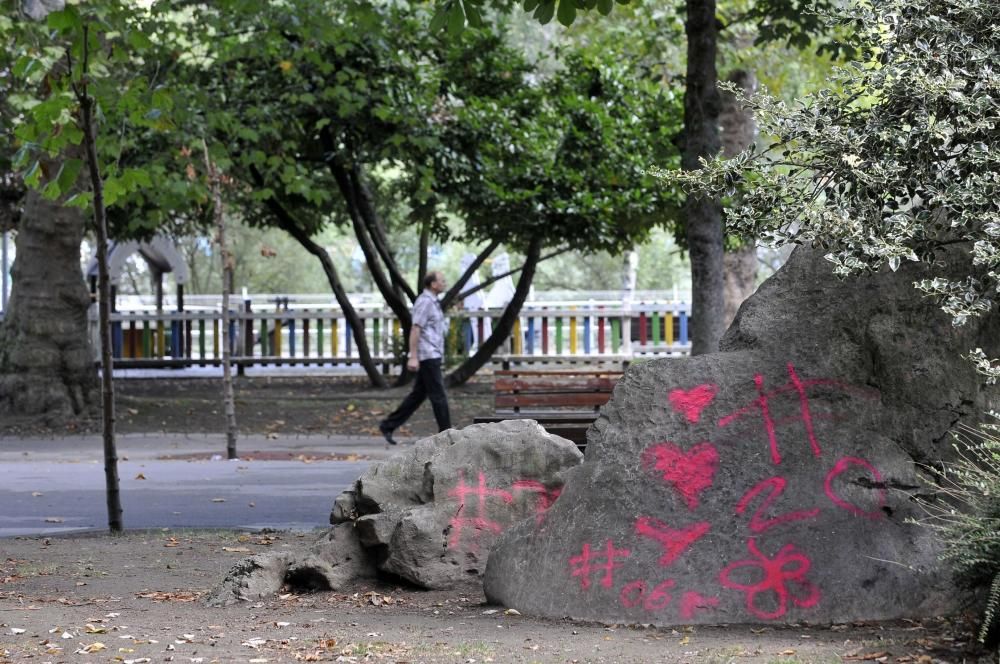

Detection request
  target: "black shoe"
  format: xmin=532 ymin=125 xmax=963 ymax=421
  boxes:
xmin=379 ymin=422 xmax=398 ymax=445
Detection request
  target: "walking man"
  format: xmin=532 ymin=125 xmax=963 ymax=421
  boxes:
xmin=379 ymin=271 xmax=451 ymax=444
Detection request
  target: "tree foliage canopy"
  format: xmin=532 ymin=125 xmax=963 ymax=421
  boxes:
xmin=667 ymin=0 xmax=1000 ymax=373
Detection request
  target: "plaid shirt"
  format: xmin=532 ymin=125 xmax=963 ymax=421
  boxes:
xmin=412 ymin=289 xmax=445 ymax=360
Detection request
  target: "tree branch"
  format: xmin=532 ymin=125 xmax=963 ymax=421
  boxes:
xmin=248 ymin=164 xmax=388 ymax=388
xmin=440 ymin=238 xmax=501 ymax=310
xmin=320 ymin=127 xmax=412 ymax=328
xmin=455 ymin=246 xmax=571 ymax=304
xmin=348 ymin=162 xmax=417 ymax=302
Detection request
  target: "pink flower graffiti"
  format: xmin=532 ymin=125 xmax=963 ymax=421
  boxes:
xmin=719 ymin=538 xmax=820 ymax=620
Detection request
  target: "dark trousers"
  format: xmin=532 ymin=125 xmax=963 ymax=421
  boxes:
xmin=382 ymin=358 xmax=451 ymax=432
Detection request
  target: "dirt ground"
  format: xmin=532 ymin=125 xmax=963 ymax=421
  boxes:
xmin=0 ymin=376 xmax=996 ymax=662
xmin=0 ymin=531 xmax=991 ymax=664
xmin=0 ymin=376 xmax=494 ymax=439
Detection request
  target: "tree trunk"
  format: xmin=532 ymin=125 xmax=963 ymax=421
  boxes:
xmin=723 ymin=247 xmax=758 ymax=325
xmin=683 ymin=0 xmax=724 ymax=355
xmin=720 ymin=69 xmax=759 ymax=327
xmin=79 ymin=67 xmax=123 ymax=533
xmin=204 ymin=142 xmax=239 ymax=460
xmin=447 ymin=237 xmax=542 ymax=386
xmin=0 ymin=189 xmax=97 ymax=421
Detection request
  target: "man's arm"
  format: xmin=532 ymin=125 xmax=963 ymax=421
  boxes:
xmin=407 ymin=324 xmax=421 ymax=371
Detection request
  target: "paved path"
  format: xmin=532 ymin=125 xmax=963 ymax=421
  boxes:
xmin=0 ymin=433 xmax=400 ymax=537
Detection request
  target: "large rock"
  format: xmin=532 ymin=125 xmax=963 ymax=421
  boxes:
xmin=206 ymin=522 xmax=375 ymax=606
xmin=335 ymin=420 xmax=582 ymax=589
xmin=484 ymin=246 xmax=1000 ymax=626
xmin=207 ymin=420 xmax=582 ymax=603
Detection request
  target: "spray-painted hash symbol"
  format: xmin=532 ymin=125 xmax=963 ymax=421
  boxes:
xmin=569 ymin=540 xmax=631 ymax=591
xmin=717 ymin=363 xmax=878 ymax=465
xmin=447 ymin=471 xmax=513 ymax=552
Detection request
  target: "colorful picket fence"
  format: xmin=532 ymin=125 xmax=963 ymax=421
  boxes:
xmin=96 ymin=299 xmax=691 ymax=370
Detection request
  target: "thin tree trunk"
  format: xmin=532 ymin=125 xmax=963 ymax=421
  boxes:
xmin=720 ymin=70 xmax=759 ymax=326
xmin=203 ymin=141 xmax=239 ymax=459
xmin=683 ymin=0 xmax=725 ymax=355
xmin=76 ymin=34 xmax=123 ymax=533
xmin=418 ymin=217 xmax=429 ymax=294
xmin=448 ymin=237 xmax=542 ymax=386
xmin=331 ymin=162 xmax=412 ymax=328
xmin=319 ymin=130 xmax=412 ymax=327
xmin=349 ymin=165 xmax=416 ymax=303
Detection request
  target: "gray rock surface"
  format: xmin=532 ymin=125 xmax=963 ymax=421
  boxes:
xmin=206 ymin=522 xmax=374 ymax=606
xmin=484 ymin=246 xmax=1000 ymax=626
xmin=335 ymin=420 xmax=582 ymax=589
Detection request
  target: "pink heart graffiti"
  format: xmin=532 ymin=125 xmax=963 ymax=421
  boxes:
xmin=668 ymin=384 xmax=718 ymax=423
xmin=642 ymin=441 xmax=719 ymax=510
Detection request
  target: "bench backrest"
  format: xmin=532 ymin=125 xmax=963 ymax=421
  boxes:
xmin=493 ymin=369 xmax=623 ymax=412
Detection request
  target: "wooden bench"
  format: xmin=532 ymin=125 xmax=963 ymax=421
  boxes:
xmin=473 ymin=369 xmax=623 ymax=449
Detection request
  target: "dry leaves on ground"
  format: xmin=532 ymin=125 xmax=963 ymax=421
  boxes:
xmin=135 ymin=590 xmax=201 ymax=602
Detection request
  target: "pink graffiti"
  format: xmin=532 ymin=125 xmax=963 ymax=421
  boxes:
xmin=569 ymin=540 xmax=631 ymax=590
xmin=679 ymin=591 xmax=720 ymax=620
xmin=735 ymin=477 xmax=820 ymax=533
xmin=717 ymin=363 xmax=877 ymax=465
xmin=824 ymin=457 xmax=887 ymax=519
xmin=642 ymin=441 xmax=719 ymax=510
xmin=620 ymin=579 xmax=676 ymax=611
xmin=446 ymin=471 xmax=513 ymax=551
xmin=512 ymin=480 xmax=562 ymax=525
xmin=719 ymin=538 xmax=820 ymax=620
xmin=669 ymin=384 xmax=719 ymax=423
xmin=635 ymin=517 xmax=710 ymax=567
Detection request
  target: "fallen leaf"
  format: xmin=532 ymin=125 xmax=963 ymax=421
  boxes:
xmin=136 ymin=590 xmax=200 ymax=602
xmin=779 ymin=649 xmax=796 ymax=656
xmin=135 ymin=473 xmax=146 ymax=480
xmin=211 ymin=498 xmax=226 ymax=503
xmin=44 ymin=517 xmax=65 ymax=523
xmin=9 ymin=628 xmax=25 ymax=635
xmin=222 ymin=547 xmax=251 ymax=553
xmin=84 ymin=624 xmax=105 ymax=633
xmin=504 ymin=609 xmax=521 ymax=616
xmin=77 ymin=642 xmax=106 ymax=653
xmin=31 ymin=491 xmax=43 ymax=497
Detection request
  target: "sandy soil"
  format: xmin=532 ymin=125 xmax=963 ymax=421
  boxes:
xmin=0 ymin=376 xmax=494 ymax=439
xmin=0 ymin=531 xmax=991 ymax=664
xmin=0 ymin=377 xmax=995 ymax=662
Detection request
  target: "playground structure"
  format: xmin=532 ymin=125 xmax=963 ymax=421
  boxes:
xmin=91 ymin=293 xmax=692 ymax=371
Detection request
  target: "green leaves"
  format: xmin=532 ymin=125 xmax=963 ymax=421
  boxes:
xmin=430 ymin=0 xmax=485 ymax=36
xmin=4 ymin=2 xmax=184 ymax=222
xmin=666 ymin=0 xmax=1000 ymax=369
xmin=556 ymin=0 xmax=576 ymax=27
xmin=41 ymin=158 xmax=83 ymax=201
xmin=45 ymin=7 xmax=83 ymax=33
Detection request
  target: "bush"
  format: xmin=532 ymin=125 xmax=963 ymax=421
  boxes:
xmin=914 ymin=416 xmax=1000 ymax=646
